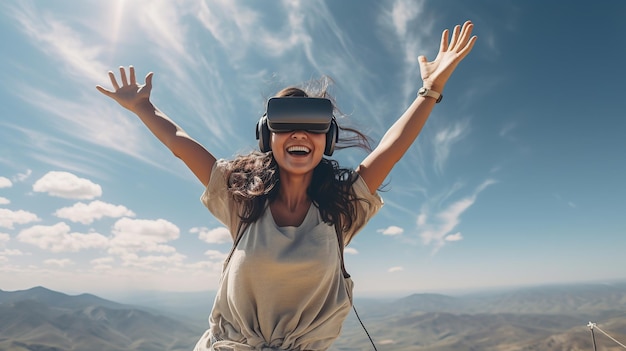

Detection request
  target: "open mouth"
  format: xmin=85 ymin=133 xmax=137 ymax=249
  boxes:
xmin=287 ymin=145 xmax=311 ymax=156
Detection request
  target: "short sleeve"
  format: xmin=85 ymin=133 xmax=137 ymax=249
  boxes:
xmin=200 ymin=160 xmax=240 ymax=240
xmin=343 ymin=174 xmax=384 ymax=245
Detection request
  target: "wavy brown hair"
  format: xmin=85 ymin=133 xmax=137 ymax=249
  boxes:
xmin=224 ymin=77 xmax=373 ymax=232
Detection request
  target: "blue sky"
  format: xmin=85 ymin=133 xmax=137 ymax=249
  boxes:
xmin=1 ymin=0 xmax=625 ymax=297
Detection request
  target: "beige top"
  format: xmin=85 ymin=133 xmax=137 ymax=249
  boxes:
xmin=194 ymin=160 xmax=383 ymax=351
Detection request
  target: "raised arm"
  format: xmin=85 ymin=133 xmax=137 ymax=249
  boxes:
xmin=96 ymin=66 xmax=216 ymax=187
xmin=357 ymin=21 xmax=477 ymax=193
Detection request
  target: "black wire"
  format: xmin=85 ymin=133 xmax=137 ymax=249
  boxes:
xmin=352 ymin=305 xmax=378 ymax=351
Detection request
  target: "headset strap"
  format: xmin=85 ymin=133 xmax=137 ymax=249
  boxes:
xmin=334 ymin=222 xmax=350 ymax=279
xmin=223 ymin=220 xmax=249 ymax=271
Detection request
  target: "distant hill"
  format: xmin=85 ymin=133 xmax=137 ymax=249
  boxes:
xmin=1 ymin=282 xmax=625 ymax=351
xmin=333 ymin=281 xmax=626 ymax=351
xmin=0 ymin=286 xmax=203 ymax=351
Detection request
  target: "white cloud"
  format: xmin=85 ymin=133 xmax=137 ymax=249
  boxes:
xmin=0 ymin=208 xmax=40 ymax=229
xmin=55 ymin=200 xmax=135 ymax=224
xmin=192 ymin=226 xmax=231 ymax=244
xmin=418 ymin=179 xmax=496 ymax=252
xmin=204 ymin=250 xmax=228 ymax=261
xmin=17 ymin=222 xmax=109 ymax=253
xmin=91 ymin=257 xmax=115 ymax=271
xmin=7 ymin=3 xmax=166 ymax=173
xmin=44 ymin=258 xmax=74 ymax=268
xmin=0 ymin=249 xmax=24 ymax=256
xmin=433 ymin=120 xmax=469 ymax=174
xmin=344 ymin=247 xmax=358 ymax=255
xmin=417 ymin=213 xmax=427 ymax=226
xmin=195 ymin=0 xmax=258 ymax=54
xmin=388 ymin=266 xmax=404 ymax=273
xmin=119 ymin=252 xmax=187 ymax=271
xmin=10 ymin=2 xmax=108 ymax=83
xmin=0 ymin=177 xmax=12 ymax=188
xmin=109 ymin=218 xmax=180 ymax=256
xmin=91 ymin=257 xmax=114 ymax=265
xmin=186 ymin=259 xmax=223 ymax=272
xmin=13 ymin=169 xmax=32 ymax=182
xmin=136 ymin=0 xmax=189 ymax=59
xmin=445 ymin=232 xmax=463 ymax=242
xmin=0 ymin=233 xmax=10 ymax=246
xmin=0 ymin=197 xmax=10 ymax=205
xmin=379 ymin=0 xmax=433 ymax=100
xmin=377 ymin=225 xmax=404 ymax=236
xmin=390 ymin=0 xmax=424 ymax=38
xmin=33 ymin=171 xmax=102 ymax=199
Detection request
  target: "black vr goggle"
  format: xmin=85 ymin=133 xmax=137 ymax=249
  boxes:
xmin=265 ymin=97 xmax=333 ymax=133
xmin=256 ymin=97 xmax=339 ymax=156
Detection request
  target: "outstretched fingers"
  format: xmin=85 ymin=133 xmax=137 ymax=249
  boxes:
xmin=119 ymin=66 xmax=129 ymax=86
xmin=129 ymin=66 xmax=137 ymax=86
xmin=145 ymin=72 xmax=154 ymax=88
xmin=108 ymin=71 xmax=120 ymax=91
xmin=439 ymin=28 xmax=450 ymax=53
xmin=448 ymin=24 xmax=461 ymax=51
xmin=95 ymin=84 xmax=112 ymax=97
xmin=455 ymin=22 xmax=475 ymax=52
xmin=443 ymin=21 xmax=475 ymax=54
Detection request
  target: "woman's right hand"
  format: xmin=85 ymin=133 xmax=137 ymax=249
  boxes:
xmin=96 ymin=66 xmax=153 ymax=112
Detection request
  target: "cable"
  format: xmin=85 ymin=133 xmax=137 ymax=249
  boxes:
xmin=353 ymin=305 xmax=378 ymax=351
xmin=588 ymin=322 xmax=626 ymax=350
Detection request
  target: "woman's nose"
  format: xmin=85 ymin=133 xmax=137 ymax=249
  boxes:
xmin=290 ymin=130 xmax=308 ymax=138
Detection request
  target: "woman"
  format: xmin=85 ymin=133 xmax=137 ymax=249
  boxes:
xmin=97 ymin=21 xmax=477 ymax=351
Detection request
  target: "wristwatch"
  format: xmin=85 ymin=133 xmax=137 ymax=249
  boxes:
xmin=418 ymin=87 xmax=443 ymax=103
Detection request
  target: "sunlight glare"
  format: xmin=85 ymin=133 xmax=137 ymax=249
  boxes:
xmin=110 ymin=0 xmax=127 ymax=46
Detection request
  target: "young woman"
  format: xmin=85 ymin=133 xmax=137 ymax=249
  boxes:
xmin=97 ymin=21 xmax=477 ymax=351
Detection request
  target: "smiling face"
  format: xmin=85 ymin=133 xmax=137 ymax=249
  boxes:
xmin=271 ymin=130 xmax=326 ymax=176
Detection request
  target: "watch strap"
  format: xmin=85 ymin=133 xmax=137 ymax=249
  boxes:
xmin=418 ymin=87 xmax=443 ymax=103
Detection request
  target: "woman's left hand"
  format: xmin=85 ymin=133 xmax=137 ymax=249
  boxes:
xmin=418 ymin=20 xmax=477 ymax=92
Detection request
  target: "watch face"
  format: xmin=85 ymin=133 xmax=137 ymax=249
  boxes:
xmin=418 ymin=87 xmax=427 ymax=95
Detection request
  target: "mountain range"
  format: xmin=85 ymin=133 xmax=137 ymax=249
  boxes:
xmin=1 ymin=282 xmax=625 ymax=351
xmin=0 ymin=286 xmax=202 ymax=351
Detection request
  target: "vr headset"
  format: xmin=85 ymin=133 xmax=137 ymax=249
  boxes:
xmin=256 ymin=97 xmax=338 ymax=156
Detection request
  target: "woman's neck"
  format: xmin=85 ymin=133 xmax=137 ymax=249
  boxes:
xmin=276 ymin=172 xmax=312 ymax=211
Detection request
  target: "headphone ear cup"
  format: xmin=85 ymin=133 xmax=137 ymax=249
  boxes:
xmin=324 ymin=119 xmax=338 ymax=156
xmin=256 ymin=116 xmax=271 ymax=152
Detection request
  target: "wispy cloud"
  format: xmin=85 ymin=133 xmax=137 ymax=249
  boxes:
xmin=433 ymin=119 xmax=469 ymax=174
xmin=6 ymin=2 xmax=217 ymax=174
xmin=13 ymin=170 xmax=32 ymax=182
xmin=379 ymin=0 xmax=434 ymax=101
xmin=417 ymin=179 xmax=496 ymax=253
xmin=8 ymin=2 xmax=108 ymax=84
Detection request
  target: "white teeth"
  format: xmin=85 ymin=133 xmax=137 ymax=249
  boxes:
xmin=287 ymin=145 xmax=311 ymax=153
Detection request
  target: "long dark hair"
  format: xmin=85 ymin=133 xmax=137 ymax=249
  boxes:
xmin=224 ymin=77 xmax=372 ymax=232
